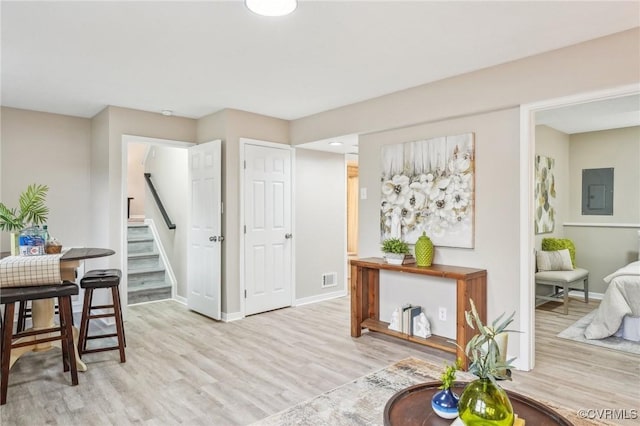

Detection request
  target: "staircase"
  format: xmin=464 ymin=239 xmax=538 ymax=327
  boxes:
xmin=127 ymin=223 xmax=172 ymax=304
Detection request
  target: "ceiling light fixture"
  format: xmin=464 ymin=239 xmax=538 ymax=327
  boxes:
xmin=161 ymin=109 xmax=173 ymax=116
xmin=329 ymin=141 xmax=343 ymax=146
xmin=245 ymin=0 xmax=297 ymax=17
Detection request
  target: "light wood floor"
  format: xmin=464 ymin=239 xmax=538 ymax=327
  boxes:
xmin=0 ymin=296 xmax=638 ymax=425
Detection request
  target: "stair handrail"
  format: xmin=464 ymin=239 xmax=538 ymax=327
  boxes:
xmin=143 ymin=173 xmax=176 ymax=230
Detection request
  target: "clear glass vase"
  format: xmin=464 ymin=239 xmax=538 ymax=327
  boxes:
xmin=458 ymin=378 xmax=514 ymax=425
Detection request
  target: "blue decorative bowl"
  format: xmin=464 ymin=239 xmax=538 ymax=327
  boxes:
xmin=431 ymin=388 xmax=460 ymax=419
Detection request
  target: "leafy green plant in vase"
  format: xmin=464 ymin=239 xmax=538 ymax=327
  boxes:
xmin=0 ymin=184 xmax=49 ymax=255
xmin=458 ymin=299 xmax=517 ymax=426
xmin=431 ymin=358 xmax=462 ymax=419
xmin=381 ymin=238 xmax=410 ymax=265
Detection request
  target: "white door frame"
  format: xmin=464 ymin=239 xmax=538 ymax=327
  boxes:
xmin=239 ymin=137 xmax=296 ymax=317
xmin=518 ymin=83 xmax=639 ymax=371
xmin=120 ymin=135 xmax=195 ymax=314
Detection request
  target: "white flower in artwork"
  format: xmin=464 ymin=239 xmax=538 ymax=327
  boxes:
xmin=450 ymin=187 xmax=470 ymax=210
xmin=403 ymin=187 xmax=427 ymax=211
xmin=382 ymin=174 xmax=410 ymax=205
xmin=400 ymin=207 xmax=417 ymax=228
xmin=436 ymin=176 xmax=451 ymax=190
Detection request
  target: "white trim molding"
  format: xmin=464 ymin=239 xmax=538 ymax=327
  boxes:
xmin=564 ymin=222 xmax=640 ymax=228
xmin=222 ymin=311 xmax=244 ymax=322
xmin=294 ymin=289 xmax=348 ymax=307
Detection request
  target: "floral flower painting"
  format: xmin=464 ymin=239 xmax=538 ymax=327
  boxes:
xmin=534 ymin=155 xmax=556 ymax=234
xmin=380 ymin=133 xmax=475 ymax=248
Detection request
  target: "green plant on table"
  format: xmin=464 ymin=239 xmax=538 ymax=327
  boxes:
xmin=381 ymin=238 xmax=410 ymax=254
xmin=438 ymin=358 xmax=462 ymax=390
xmin=457 ymin=299 xmax=518 ymax=425
xmin=0 ymin=184 xmax=49 ymax=232
xmin=464 ymin=299 xmax=517 ymax=384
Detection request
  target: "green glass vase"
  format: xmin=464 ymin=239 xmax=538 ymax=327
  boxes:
xmin=458 ymin=378 xmax=514 ymax=426
xmin=414 ymin=231 xmax=434 ymax=267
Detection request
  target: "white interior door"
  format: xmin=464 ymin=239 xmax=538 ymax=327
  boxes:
xmin=244 ymin=142 xmax=293 ymax=316
xmin=187 ymin=140 xmax=222 ymax=320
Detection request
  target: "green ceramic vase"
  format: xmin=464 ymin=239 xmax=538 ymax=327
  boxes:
xmin=414 ymin=231 xmax=434 ymax=267
xmin=458 ymin=378 xmax=514 ymax=426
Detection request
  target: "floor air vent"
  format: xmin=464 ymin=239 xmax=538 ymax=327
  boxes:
xmin=322 ymin=272 xmax=337 ymax=288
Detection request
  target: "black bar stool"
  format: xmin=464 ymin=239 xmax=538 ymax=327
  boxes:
xmin=78 ymin=269 xmax=126 ymax=363
xmin=1 ymin=282 xmax=79 ymax=405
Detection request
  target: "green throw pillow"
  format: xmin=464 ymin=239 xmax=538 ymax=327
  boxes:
xmin=541 ymin=238 xmax=576 ymax=268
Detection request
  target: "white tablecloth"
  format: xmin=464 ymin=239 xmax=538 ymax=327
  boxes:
xmin=0 ymin=254 xmax=63 ymax=287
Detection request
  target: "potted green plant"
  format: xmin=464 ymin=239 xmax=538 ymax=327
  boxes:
xmin=0 ymin=183 xmax=49 ymax=255
xmin=457 ymin=299 xmax=517 ymax=425
xmin=381 ymin=238 xmax=410 ymax=265
xmin=431 ymin=358 xmax=462 ymax=419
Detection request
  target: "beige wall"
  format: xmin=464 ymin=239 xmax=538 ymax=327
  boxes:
xmin=286 ymin=28 xmax=639 ymax=361
xmin=98 ymin=106 xmax=197 ymax=275
xmin=360 ymin=109 xmax=522 ymax=350
xmin=565 ymin=126 xmax=640 ymax=293
xmin=294 ymin=148 xmax=346 ymax=301
xmin=1 ymin=107 xmax=92 ymax=252
xmin=291 ymin=28 xmax=640 ymax=145
xmin=568 ymin=126 xmax=640 ymax=223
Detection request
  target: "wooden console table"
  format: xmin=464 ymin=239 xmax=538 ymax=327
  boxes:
xmin=350 ymin=258 xmax=487 ymax=369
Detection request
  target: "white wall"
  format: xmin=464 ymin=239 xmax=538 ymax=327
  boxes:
xmin=127 ymin=143 xmax=147 ymax=218
xmin=144 ymin=145 xmax=189 ymax=297
xmin=294 ymin=148 xmax=347 ymax=302
xmin=1 ymin=107 xmax=91 ymax=252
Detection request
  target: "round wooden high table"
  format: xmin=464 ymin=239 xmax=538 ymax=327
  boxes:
xmin=384 ymin=381 xmax=572 ymax=426
xmin=8 ymin=248 xmax=115 ymax=372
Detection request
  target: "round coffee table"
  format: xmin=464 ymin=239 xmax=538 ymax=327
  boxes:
xmin=384 ymin=381 xmax=572 ymax=425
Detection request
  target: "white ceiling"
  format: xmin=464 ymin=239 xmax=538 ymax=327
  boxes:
xmin=2 ymin=1 xmax=639 ymax=122
xmin=536 ymin=94 xmax=640 ymax=134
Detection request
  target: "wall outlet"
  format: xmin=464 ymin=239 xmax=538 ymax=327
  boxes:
xmin=360 ymin=187 xmax=367 ymax=200
xmin=438 ymin=307 xmax=447 ymax=321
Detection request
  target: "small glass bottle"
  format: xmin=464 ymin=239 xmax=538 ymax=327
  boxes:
xmin=42 ymin=224 xmax=50 ymax=245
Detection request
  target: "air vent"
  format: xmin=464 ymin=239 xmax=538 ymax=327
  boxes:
xmin=322 ymin=272 xmax=337 ymax=288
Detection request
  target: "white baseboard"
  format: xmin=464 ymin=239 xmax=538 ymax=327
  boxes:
xmin=174 ymin=295 xmax=187 ymax=305
xmin=578 ymin=290 xmax=604 ymax=300
xmin=294 ymin=289 xmax=347 ymax=307
xmin=222 ymin=311 xmax=244 ymax=322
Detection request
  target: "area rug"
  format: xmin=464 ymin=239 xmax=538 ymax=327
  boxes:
xmin=558 ymin=310 xmax=640 ymax=355
xmin=251 ymin=357 xmax=603 ymax=426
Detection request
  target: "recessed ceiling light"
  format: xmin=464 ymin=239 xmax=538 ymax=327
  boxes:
xmin=329 ymin=141 xmax=343 ymax=146
xmin=245 ymin=0 xmax=297 ymax=17
xmin=161 ymin=109 xmax=173 ymax=116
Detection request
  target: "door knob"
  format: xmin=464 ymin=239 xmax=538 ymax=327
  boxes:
xmin=209 ymin=236 xmax=217 ymax=242
xmin=285 ymin=233 xmax=293 ymax=239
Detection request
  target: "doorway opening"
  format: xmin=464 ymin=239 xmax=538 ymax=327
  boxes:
xmin=518 ymin=83 xmax=639 ymax=370
xmin=120 ymin=135 xmax=193 ymax=312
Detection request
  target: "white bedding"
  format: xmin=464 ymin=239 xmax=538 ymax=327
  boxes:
xmin=584 ymin=260 xmax=640 ymax=340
